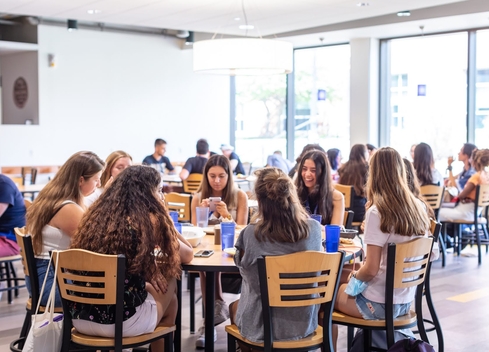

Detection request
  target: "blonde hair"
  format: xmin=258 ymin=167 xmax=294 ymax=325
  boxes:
xmin=100 ymin=150 xmax=132 ymax=186
xmin=367 ymin=147 xmax=429 ymax=236
xmin=27 ymin=151 xmax=105 ymax=255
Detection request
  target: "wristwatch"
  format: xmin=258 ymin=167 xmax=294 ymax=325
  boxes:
xmin=447 ymin=165 xmax=453 ymax=171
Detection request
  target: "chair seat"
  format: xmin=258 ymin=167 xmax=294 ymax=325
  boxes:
xmin=332 ymin=310 xmax=417 ymax=328
xmin=25 ymin=297 xmax=63 ymax=313
xmin=71 ymin=323 xmax=176 ymax=347
xmin=225 ymin=323 xmax=324 ymax=349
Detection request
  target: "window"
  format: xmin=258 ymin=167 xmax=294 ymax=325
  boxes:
xmin=475 ymin=29 xmax=489 ymax=148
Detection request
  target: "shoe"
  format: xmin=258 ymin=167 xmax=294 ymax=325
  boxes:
xmin=214 ymin=299 xmax=230 ymax=325
xmin=195 ymin=325 xmax=217 ymax=349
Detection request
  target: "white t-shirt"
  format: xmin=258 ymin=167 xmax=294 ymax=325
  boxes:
xmin=362 ymin=205 xmax=428 ymax=304
xmin=83 ymin=187 xmax=103 ymax=207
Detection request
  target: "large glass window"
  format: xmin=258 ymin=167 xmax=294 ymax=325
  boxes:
xmin=475 ymin=29 xmax=489 ymax=148
xmin=235 ymin=76 xmax=286 ymax=167
xmin=294 ymin=45 xmax=350 ymax=159
xmin=386 ymin=33 xmax=468 ymax=172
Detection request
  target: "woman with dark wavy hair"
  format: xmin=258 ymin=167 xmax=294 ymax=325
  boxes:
xmin=413 ymin=142 xmax=442 ymax=186
xmin=69 ymin=166 xmax=193 ymax=351
xmin=295 ymin=150 xmax=344 ymax=225
xmin=338 ymin=144 xmax=369 ymax=222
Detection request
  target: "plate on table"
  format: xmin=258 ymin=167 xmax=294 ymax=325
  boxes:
xmin=223 ymin=248 xmax=236 ymax=256
xmin=340 ymin=229 xmax=358 ymax=239
xmin=203 ymin=226 xmax=215 ymax=234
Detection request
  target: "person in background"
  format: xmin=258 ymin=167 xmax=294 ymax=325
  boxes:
xmin=413 ymin=142 xmax=443 ymax=186
xmin=142 ymin=138 xmax=175 ymax=174
xmin=221 ymin=144 xmax=245 ymax=175
xmin=70 ymin=166 xmax=193 ymax=352
xmin=190 ymin=155 xmax=248 ymax=348
xmin=229 ymin=167 xmax=322 ymax=350
xmin=446 ymin=143 xmax=477 ymax=191
xmin=410 ymin=144 xmax=418 ymax=161
xmin=296 ymin=150 xmax=344 ymax=226
xmin=84 ymin=150 xmax=132 ymax=207
xmin=403 ymin=159 xmax=435 ymax=219
xmin=327 ymin=148 xmax=342 ymax=182
xmin=338 ymin=144 xmax=369 ymax=222
xmin=366 ymin=143 xmax=377 ymax=160
xmin=0 ymin=174 xmax=26 ymax=256
xmin=266 ymin=150 xmax=293 ymax=174
xmin=180 ymin=139 xmax=211 ymax=181
xmin=334 ymin=147 xmax=431 ymax=348
xmin=288 ymin=143 xmax=325 ymax=179
xmin=26 ymin=151 xmax=105 ymax=306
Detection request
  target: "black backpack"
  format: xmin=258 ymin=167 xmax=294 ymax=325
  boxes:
xmin=387 ymin=338 xmax=435 ymax=352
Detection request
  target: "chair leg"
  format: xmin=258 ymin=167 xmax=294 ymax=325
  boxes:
xmin=425 ymin=291 xmax=444 ymax=352
xmin=164 ymin=332 xmax=173 ymax=352
xmin=363 ymin=329 xmax=372 ymax=351
xmin=439 ymin=235 xmax=447 ymax=267
xmin=476 ymin=223 xmax=482 ymax=265
xmin=5 ymin=261 xmax=13 ymax=304
xmin=347 ymin=327 xmax=354 ymax=351
xmin=189 ymin=273 xmax=195 ymax=334
xmin=227 ymin=333 xmax=236 ymax=352
xmin=9 ymin=262 xmax=20 ymax=298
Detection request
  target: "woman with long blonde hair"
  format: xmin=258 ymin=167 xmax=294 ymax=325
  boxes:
xmin=26 ymin=151 xmax=105 ymax=306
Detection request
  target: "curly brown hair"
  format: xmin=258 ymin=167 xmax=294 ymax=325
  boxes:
xmin=472 ymin=149 xmax=489 ymax=172
xmin=70 ymin=165 xmax=181 ymax=283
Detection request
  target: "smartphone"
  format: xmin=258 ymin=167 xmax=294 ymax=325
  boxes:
xmin=209 ymin=197 xmax=221 ymax=212
xmin=195 ymin=250 xmax=214 ymax=257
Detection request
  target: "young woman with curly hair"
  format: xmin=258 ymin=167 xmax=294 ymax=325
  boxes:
xmin=84 ymin=150 xmax=132 ymax=207
xmin=26 ymin=151 xmax=105 ymax=307
xmin=338 ymin=144 xmax=369 ymax=222
xmin=439 ymin=149 xmax=489 ymax=222
xmin=69 ymin=165 xmax=193 ymax=351
xmin=413 ymin=142 xmax=443 ymax=186
xmin=295 ymin=149 xmax=344 ymax=226
xmin=229 ymin=167 xmax=322 ymax=348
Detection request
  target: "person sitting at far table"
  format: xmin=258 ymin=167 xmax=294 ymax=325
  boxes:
xmin=446 ymin=143 xmax=477 ymax=191
xmin=0 ymin=174 xmax=26 ymax=256
xmin=221 ymin=144 xmax=245 ymax=175
xmin=143 ymin=138 xmax=175 ymax=175
xmin=180 ymin=138 xmax=211 ymax=181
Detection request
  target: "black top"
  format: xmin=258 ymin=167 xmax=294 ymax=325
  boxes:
xmin=142 ymin=155 xmax=174 ymax=172
xmin=183 ymin=156 xmax=208 ymax=174
xmin=230 ymin=152 xmax=245 ymax=175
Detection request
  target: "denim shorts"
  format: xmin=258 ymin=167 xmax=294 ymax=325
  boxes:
xmin=355 ymin=293 xmax=411 ymax=320
xmin=25 ymin=258 xmax=62 ymax=307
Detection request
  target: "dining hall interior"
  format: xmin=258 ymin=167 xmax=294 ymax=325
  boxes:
xmin=1 ymin=0 xmax=489 ymax=351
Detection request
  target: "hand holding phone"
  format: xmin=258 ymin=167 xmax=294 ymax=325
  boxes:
xmin=209 ymin=197 xmax=221 ymax=212
xmin=195 ymin=250 xmax=214 ymax=257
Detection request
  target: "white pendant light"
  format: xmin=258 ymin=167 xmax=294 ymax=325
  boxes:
xmin=193 ymin=37 xmax=293 ymax=75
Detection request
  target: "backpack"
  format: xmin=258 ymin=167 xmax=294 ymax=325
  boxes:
xmin=387 ymin=337 xmax=435 ymax=352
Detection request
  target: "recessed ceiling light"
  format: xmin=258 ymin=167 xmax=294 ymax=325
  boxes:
xmin=397 ymin=10 xmax=411 ymax=17
xmin=234 ymin=17 xmax=240 ymax=21
xmin=87 ymin=9 xmax=102 ymax=14
xmin=239 ymin=24 xmax=254 ymax=30
xmin=357 ymin=2 xmax=369 ymax=6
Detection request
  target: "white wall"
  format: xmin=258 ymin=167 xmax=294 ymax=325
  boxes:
xmin=0 ymin=25 xmax=230 ymax=167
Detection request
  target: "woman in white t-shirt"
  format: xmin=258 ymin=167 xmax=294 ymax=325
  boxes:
xmin=334 ymin=147 xmax=430 ymax=322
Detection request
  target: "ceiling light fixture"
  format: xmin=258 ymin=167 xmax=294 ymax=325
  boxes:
xmin=193 ymin=0 xmax=292 ymax=75
xmin=238 ymin=24 xmax=254 ymax=30
xmin=67 ymin=19 xmax=78 ymax=31
xmin=87 ymin=10 xmax=101 ymax=14
xmin=357 ymin=2 xmax=369 ymax=6
xmin=176 ymin=30 xmax=190 ymax=38
xmin=397 ymin=10 xmax=411 ymax=17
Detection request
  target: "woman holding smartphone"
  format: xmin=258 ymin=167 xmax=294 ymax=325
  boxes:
xmin=190 ymin=154 xmax=248 ymax=348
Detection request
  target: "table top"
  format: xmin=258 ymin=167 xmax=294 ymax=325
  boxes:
xmin=16 ymin=183 xmax=46 ymax=194
xmin=161 ymin=174 xmax=183 ymax=183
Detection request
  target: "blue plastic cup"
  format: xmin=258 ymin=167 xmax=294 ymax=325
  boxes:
xmin=310 ymin=214 xmax=322 ymax=223
xmin=221 ymin=222 xmax=236 ymax=251
xmin=169 ymin=211 xmax=179 ymax=223
xmin=174 ymin=222 xmax=182 ymax=234
xmin=325 ymin=225 xmax=341 ymax=252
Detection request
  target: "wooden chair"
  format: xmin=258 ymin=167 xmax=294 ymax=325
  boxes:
xmin=225 ymin=250 xmax=345 ymax=352
xmin=420 ymin=184 xmax=446 ymax=266
xmin=9 ymin=227 xmax=63 ymax=352
xmin=52 ymin=249 xmax=176 ymax=352
xmin=334 ymin=184 xmax=363 ymax=228
xmin=332 ymin=236 xmax=434 ymax=350
xmin=344 ymin=210 xmax=354 ymax=229
xmin=165 ymin=192 xmax=192 ymax=222
xmin=441 ymin=184 xmax=489 ymax=264
xmin=21 ymin=167 xmax=38 ymax=185
xmin=183 ymin=173 xmax=203 ymax=194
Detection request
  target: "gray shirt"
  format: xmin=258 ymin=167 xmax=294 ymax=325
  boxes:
xmin=234 ymin=219 xmax=322 ymax=343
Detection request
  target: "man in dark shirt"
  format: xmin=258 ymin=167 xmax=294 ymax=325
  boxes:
xmin=180 ymin=139 xmax=211 ymax=181
xmin=142 ymin=138 xmax=175 ymax=174
xmin=221 ymin=144 xmax=245 ymax=175
xmin=0 ymin=174 xmax=25 ymax=256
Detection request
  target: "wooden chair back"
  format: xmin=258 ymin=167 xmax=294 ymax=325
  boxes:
xmin=14 ymin=228 xmax=32 ymax=281
xmin=334 ymin=184 xmax=352 ymax=209
xmin=476 ymin=184 xmax=489 ymax=208
xmin=430 ymin=219 xmax=441 ymax=242
xmin=343 ymin=210 xmax=354 ymax=229
xmin=21 ymin=167 xmax=38 ymax=185
xmin=183 ymin=173 xmax=203 ymax=194
xmin=257 ymin=250 xmax=344 ymax=351
xmin=165 ymin=192 xmax=192 ymax=222
xmin=420 ymin=185 xmax=444 ymax=219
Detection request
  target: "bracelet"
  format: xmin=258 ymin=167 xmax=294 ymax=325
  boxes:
xmin=447 ymin=166 xmax=453 ymax=171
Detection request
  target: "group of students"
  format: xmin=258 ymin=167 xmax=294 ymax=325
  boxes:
xmin=2 ymin=139 xmax=487 ymax=350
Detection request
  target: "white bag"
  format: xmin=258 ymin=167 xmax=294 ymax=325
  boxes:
xmin=23 ymin=252 xmax=63 ymax=352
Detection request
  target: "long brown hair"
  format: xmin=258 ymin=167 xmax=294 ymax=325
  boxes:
xmin=295 ymin=150 xmax=334 ymax=225
xmin=27 ymin=151 xmax=104 ymax=255
xmin=403 ymin=158 xmax=435 ymax=219
xmin=252 ymin=168 xmax=310 ymax=243
xmin=338 ymin=144 xmax=368 ymax=197
xmin=198 ymin=154 xmax=237 ymax=210
xmin=100 ymin=150 xmax=132 ymax=186
xmin=71 ymin=166 xmax=181 ymax=283
xmin=367 ymin=147 xmax=429 ymax=236
xmin=472 ymin=149 xmax=489 ymax=172
xmin=413 ymin=142 xmax=435 ymax=186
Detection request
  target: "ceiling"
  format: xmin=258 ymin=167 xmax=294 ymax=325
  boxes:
xmin=0 ymin=0 xmax=488 ymax=46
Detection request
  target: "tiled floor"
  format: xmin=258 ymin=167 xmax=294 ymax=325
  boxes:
xmin=1 ymin=245 xmax=489 ymax=351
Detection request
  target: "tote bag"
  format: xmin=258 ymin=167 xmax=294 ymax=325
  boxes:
xmin=23 ymin=252 xmax=63 ymax=352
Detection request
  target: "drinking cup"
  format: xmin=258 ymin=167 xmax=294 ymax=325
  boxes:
xmin=325 ymin=225 xmax=341 ymax=252
xmin=310 ymin=214 xmax=322 ymax=223
xmin=174 ymin=222 xmax=182 ymax=234
xmin=221 ymin=222 xmax=236 ymax=250
xmin=214 ymin=225 xmax=221 ymax=245
xmin=169 ymin=211 xmax=179 ymax=223
xmin=196 ymin=207 xmax=209 ymax=228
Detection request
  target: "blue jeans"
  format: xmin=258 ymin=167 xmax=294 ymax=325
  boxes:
xmin=25 ymin=258 xmax=62 ymax=307
xmin=355 ymin=293 xmax=411 ymax=320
